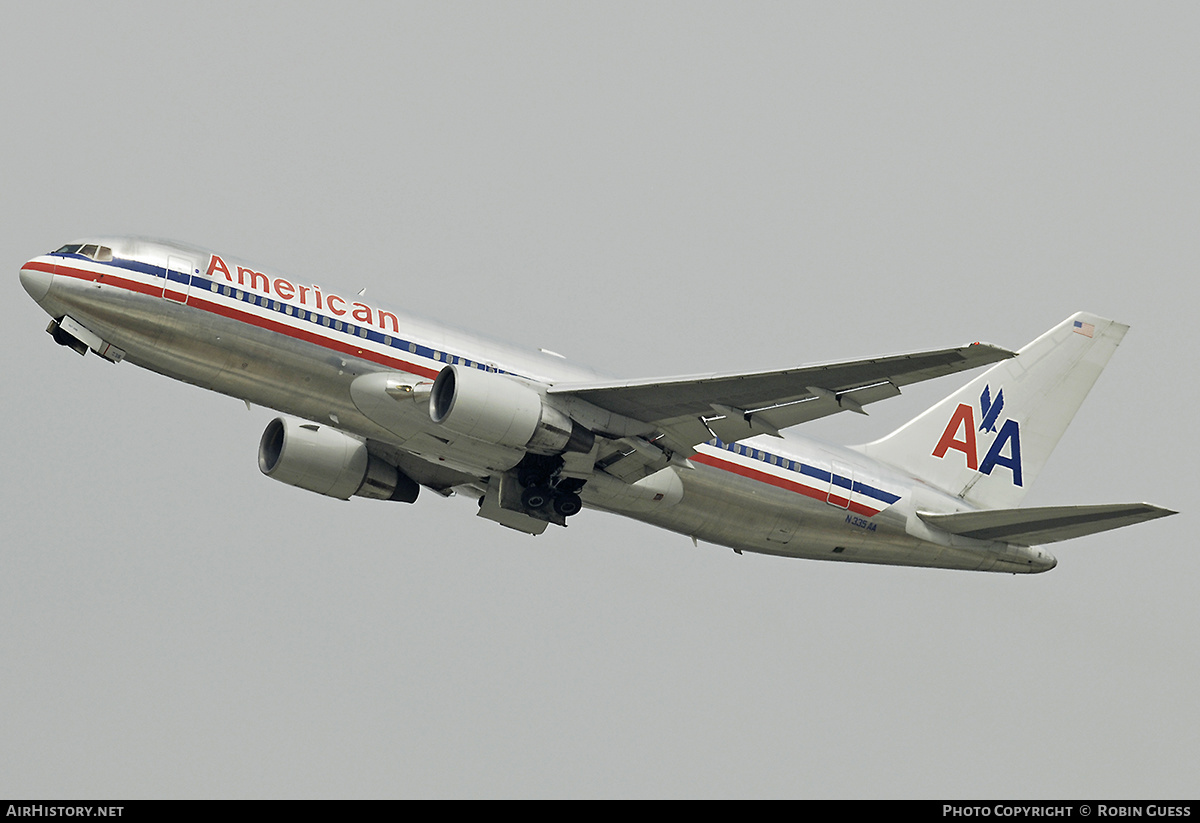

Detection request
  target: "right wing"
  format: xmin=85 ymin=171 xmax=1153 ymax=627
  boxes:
xmin=550 ymin=342 xmax=1014 ymax=482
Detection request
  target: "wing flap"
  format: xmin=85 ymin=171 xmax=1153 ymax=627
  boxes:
xmin=918 ymin=503 xmax=1176 ymax=545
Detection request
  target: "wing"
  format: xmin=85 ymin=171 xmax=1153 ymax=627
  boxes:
xmin=550 ymin=342 xmax=1014 ymax=482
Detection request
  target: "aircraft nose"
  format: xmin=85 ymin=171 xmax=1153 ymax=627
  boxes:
xmin=20 ymin=260 xmax=54 ymax=303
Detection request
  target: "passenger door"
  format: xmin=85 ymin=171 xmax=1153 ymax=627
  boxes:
xmin=163 ymin=255 xmax=194 ymax=304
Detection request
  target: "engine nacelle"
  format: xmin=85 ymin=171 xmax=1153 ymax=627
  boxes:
xmin=258 ymin=417 xmax=419 ymax=502
xmin=429 ymin=365 xmax=594 ymax=455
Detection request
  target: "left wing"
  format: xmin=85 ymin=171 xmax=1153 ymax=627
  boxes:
xmin=550 ymin=342 xmax=1014 ymax=482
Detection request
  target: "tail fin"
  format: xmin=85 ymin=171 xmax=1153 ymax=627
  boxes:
xmin=855 ymin=312 xmax=1127 ymax=509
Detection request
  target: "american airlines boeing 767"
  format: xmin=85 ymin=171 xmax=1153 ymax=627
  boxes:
xmin=20 ymin=237 xmax=1174 ymax=573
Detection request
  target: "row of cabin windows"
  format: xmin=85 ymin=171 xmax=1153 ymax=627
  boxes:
xmin=715 ymin=439 xmax=802 ymax=472
xmin=207 ymin=280 xmax=498 ymax=372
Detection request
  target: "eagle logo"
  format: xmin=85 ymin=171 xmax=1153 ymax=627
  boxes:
xmin=979 ymin=385 xmax=1004 ymax=433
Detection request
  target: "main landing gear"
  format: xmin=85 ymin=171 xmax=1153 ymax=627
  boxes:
xmin=515 ymin=454 xmax=584 ymax=519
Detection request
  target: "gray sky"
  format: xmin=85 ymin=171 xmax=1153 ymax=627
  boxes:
xmin=2 ymin=3 xmax=1196 ymax=798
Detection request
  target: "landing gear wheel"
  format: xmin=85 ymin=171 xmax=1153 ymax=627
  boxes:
xmin=552 ymin=492 xmax=583 ymax=517
xmin=521 ymin=486 xmax=553 ymax=510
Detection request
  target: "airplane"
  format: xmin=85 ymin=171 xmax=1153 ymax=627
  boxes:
xmin=19 ymin=236 xmax=1175 ymax=574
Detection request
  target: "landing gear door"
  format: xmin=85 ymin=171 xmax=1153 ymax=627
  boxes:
xmin=164 ymin=255 xmax=193 ymax=304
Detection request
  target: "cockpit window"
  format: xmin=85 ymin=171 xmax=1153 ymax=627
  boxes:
xmin=53 ymin=243 xmax=113 ymax=261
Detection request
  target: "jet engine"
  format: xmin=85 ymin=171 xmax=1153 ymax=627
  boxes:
xmin=429 ymin=365 xmax=594 ymax=455
xmin=258 ymin=417 xmax=419 ymax=502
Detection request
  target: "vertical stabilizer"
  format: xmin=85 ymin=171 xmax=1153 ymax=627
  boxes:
xmin=855 ymin=313 xmax=1127 ymax=510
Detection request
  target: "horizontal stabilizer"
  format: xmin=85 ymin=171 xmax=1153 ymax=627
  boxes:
xmin=918 ymin=503 xmax=1176 ymax=545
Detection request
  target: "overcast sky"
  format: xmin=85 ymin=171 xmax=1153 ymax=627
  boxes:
xmin=2 ymin=3 xmax=1196 ymax=799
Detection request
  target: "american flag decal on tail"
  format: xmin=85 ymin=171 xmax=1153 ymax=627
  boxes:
xmin=1073 ymin=320 xmax=1094 ymax=338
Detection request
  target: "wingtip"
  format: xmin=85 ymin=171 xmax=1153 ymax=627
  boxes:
xmin=963 ymin=342 xmax=1018 ymax=362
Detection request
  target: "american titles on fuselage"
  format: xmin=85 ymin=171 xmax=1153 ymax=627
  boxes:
xmin=206 ymin=254 xmax=388 ymax=332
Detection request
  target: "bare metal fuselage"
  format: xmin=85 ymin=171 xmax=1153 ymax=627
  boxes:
xmin=21 ymin=238 xmax=1056 ymax=573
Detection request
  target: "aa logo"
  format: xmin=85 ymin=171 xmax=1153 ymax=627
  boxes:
xmin=932 ymin=385 xmax=1023 ymax=486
